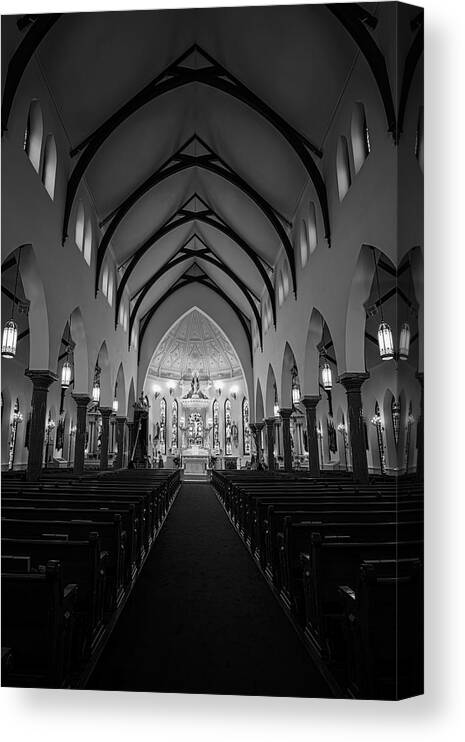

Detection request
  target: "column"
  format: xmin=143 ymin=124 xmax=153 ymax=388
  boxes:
xmin=280 ymin=408 xmax=293 ymax=472
xmin=301 ymin=395 xmax=321 ymax=478
xmin=24 ymin=370 xmax=57 ymax=481
xmin=72 ymin=394 xmax=90 ymax=475
xmin=265 ymin=417 xmax=275 ymax=470
xmin=114 ymin=416 xmax=126 ymax=469
xmin=99 ymin=407 xmax=112 ymax=471
xmin=416 ymin=372 xmax=424 ymax=482
xmin=339 ymin=373 xmax=369 ymax=484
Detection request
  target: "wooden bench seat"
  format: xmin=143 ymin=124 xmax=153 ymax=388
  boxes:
xmin=1 ymin=560 xmax=78 ymax=687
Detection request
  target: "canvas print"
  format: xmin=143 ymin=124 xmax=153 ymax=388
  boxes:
xmin=1 ymin=2 xmax=424 ymax=700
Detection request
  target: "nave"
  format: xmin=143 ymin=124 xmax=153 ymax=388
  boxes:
xmin=87 ymin=482 xmax=332 ymax=698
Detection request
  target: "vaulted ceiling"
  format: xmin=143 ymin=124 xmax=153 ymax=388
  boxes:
xmin=2 ymin=4 xmax=423 ymax=356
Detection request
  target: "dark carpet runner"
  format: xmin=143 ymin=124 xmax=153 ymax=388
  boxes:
xmin=87 ymin=483 xmax=332 ymax=698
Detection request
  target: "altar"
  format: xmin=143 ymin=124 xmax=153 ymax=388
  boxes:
xmin=182 ymin=446 xmax=209 ymax=475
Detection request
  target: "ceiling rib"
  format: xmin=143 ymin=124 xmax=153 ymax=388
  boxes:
xmin=115 ymin=193 xmax=277 ymax=328
xmin=127 ymin=233 xmax=262 ymax=348
xmin=137 ymin=270 xmax=253 ymax=362
xmin=61 ymin=44 xmax=330 ymax=249
xmin=95 ymin=134 xmax=297 ymax=296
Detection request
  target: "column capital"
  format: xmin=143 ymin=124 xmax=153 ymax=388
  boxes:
xmin=116 ymin=416 xmax=127 ymax=424
xmin=338 ymin=372 xmax=369 ymax=392
xmin=72 ymin=393 xmax=91 ymax=408
xmin=255 ymin=421 xmax=265 ymax=431
xmin=279 ymin=407 xmax=293 ymax=421
xmin=301 ymin=395 xmax=320 ymax=410
xmin=98 ymin=407 xmax=113 ymax=418
xmin=265 ymin=417 xmax=276 ymax=427
xmin=25 ymin=369 xmax=57 ymax=390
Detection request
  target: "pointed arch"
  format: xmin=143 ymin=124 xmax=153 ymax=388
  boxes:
xmin=127 ymin=378 xmax=136 ymax=422
xmin=95 ymin=341 xmax=111 ymax=408
xmin=69 ymin=307 xmax=89 ymax=395
xmin=115 ymin=362 xmax=127 ymax=417
xmin=265 ymin=364 xmax=278 ymax=418
xmin=281 ymin=341 xmax=298 ymax=409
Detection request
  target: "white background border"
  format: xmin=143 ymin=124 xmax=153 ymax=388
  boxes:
xmin=1 ymin=1 xmax=464 ymax=740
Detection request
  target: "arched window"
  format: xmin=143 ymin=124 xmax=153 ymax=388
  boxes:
xmin=24 ymin=100 xmax=43 ymax=173
xmin=42 ymin=134 xmax=57 ymax=199
xmin=391 ymin=397 xmax=400 ymax=446
xmin=351 ymin=103 xmax=371 ymax=174
xmin=224 ymin=399 xmax=232 ymax=455
xmin=263 ymin=299 xmax=269 ymax=333
xmin=212 ymin=400 xmax=220 ymax=453
xmin=107 ymin=270 xmax=114 ymax=306
xmin=308 ymin=202 xmax=317 ymax=254
xmin=415 ymin=106 xmax=424 ymax=174
xmin=282 ymin=261 xmax=289 ymax=298
xmin=300 ymin=220 xmax=309 ymax=268
xmin=83 ymin=218 xmax=92 ymax=265
xmin=242 ymin=398 xmax=251 ymax=455
xmin=123 ymin=307 xmax=128 ymax=332
xmin=336 ymin=135 xmax=351 ymax=201
xmin=277 ymin=270 xmax=284 ymax=306
xmin=159 ymin=398 xmax=167 ymax=455
xmin=75 ymin=202 xmax=85 ymax=251
xmin=171 ymin=398 xmax=178 ymax=451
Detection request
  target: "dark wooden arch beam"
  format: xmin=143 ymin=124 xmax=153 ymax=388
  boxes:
xmin=137 ymin=275 xmax=253 ymax=362
xmin=397 ymin=18 xmax=424 ymax=142
xmin=62 ymin=44 xmax=330 ymax=247
xmin=115 ymin=195 xmax=276 ymax=328
xmin=96 ymin=135 xmax=297 ymax=297
xmin=327 ymin=3 xmax=397 ymax=140
xmin=128 ymin=240 xmax=262 ymax=347
xmin=2 ymin=14 xmax=61 ymax=134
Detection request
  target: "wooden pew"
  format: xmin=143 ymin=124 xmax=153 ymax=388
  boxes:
xmin=2 ymin=534 xmax=108 ymax=660
xmin=338 ymin=558 xmax=423 ymax=699
xmin=1 ymin=560 xmax=78 ymax=687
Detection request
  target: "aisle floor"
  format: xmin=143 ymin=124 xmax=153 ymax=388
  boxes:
xmin=87 ymin=483 xmax=332 ymax=698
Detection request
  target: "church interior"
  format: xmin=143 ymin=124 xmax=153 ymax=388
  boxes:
xmin=1 ymin=4 xmax=423 ymax=701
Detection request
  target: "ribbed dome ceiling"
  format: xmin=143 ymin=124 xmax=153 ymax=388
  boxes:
xmin=148 ymin=309 xmax=242 ymax=380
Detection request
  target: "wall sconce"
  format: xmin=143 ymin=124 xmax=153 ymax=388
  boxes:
xmin=337 ymin=422 xmax=346 ymax=433
xmin=112 ymin=398 xmax=119 ymax=413
xmin=215 ymin=381 xmax=223 ymax=397
xmin=152 ymin=383 xmax=161 ymax=399
xmin=230 ymin=385 xmax=239 ymax=400
xmin=70 ymin=424 xmax=77 ymax=436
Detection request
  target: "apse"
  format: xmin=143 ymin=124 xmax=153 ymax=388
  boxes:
xmin=143 ymin=308 xmax=251 ymax=471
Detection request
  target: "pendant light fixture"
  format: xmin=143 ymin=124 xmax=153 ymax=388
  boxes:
xmin=320 ymin=350 xmax=333 ymax=390
xmin=373 ymin=249 xmax=394 ymax=361
xmin=2 ymin=247 xmax=22 ymax=359
xmin=273 ymin=382 xmax=280 ymax=417
xmin=92 ymin=365 xmax=101 ymax=404
xmin=398 ymin=322 xmax=411 ymax=360
xmin=61 ymin=320 xmax=73 ymax=388
xmin=291 ymin=365 xmax=301 ymax=405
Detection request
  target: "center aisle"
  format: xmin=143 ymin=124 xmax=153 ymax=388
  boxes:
xmin=87 ymin=483 xmax=332 ymax=697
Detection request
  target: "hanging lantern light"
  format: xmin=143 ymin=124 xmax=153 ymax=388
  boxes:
xmin=321 ymin=362 xmax=332 ymax=390
xmin=372 ymin=248 xmax=395 ymax=361
xmin=2 ymin=319 xmax=18 ymax=359
xmin=291 ymin=366 xmax=300 ymax=405
xmin=61 ymin=360 xmax=72 ymax=388
xmin=92 ymin=380 xmax=100 ymax=403
xmin=2 ymin=247 xmax=22 ymax=360
xmin=398 ymin=322 xmax=411 ymax=361
xmin=112 ymin=398 xmax=119 ymax=413
xmin=377 ymin=321 xmax=394 ymax=361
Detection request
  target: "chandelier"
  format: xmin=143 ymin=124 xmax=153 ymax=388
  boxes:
xmin=373 ymin=249 xmax=394 ymax=361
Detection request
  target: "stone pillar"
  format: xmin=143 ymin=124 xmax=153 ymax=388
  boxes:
xmin=339 ymin=373 xmax=369 ymax=484
xmin=24 ymin=370 xmax=57 ymax=481
xmin=265 ymin=417 xmax=276 ymax=471
xmin=99 ymin=407 xmax=112 ymax=471
xmin=301 ymin=395 xmax=321 ymax=478
xmin=280 ymin=408 xmax=293 ymax=472
xmin=416 ymin=372 xmax=424 ymax=482
xmin=255 ymin=421 xmax=265 ymax=463
xmin=114 ymin=416 xmax=126 ymax=469
xmin=72 ymin=394 xmax=90 ymax=475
